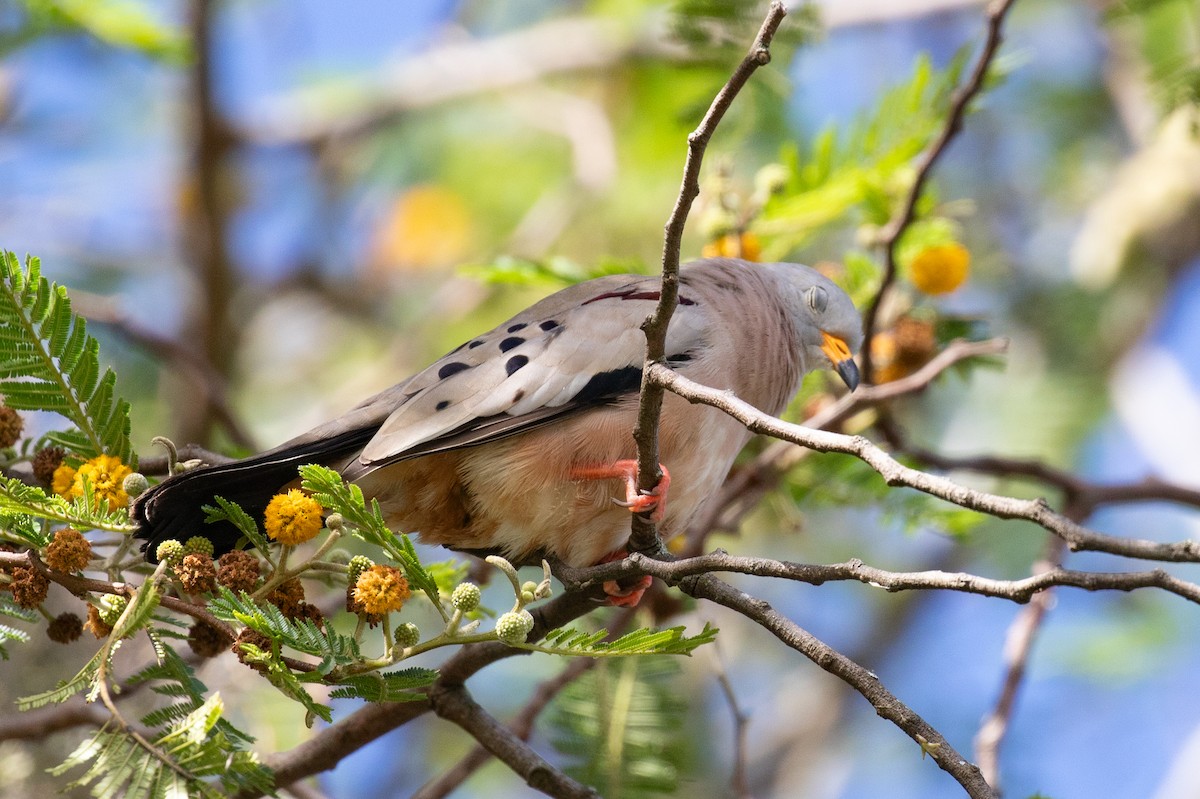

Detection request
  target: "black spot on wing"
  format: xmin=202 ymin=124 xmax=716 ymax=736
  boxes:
xmin=507 ymin=323 xmax=528 ymax=333
xmin=573 ymin=366 xmax=642 ymax=405
xmin=505 ymin=355 xmax=529 ymax=376
xmin=438 ymin=361 xmax=471 ymax=380
xmin=666 ymin=350 xmax=695 ymax=367
xmin=499 ymin=336 xmax=524 ymax=352
xmin=539 ymin=319 xmax=559 ymax=331
xmin=513 ymin=389 xmax=525 ymax=402
xmin=435 ymin=400 xmax=450 ymax=411
xmin=468 ymin=340 xmax=484 ymax=349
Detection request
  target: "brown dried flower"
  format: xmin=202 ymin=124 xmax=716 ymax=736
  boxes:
xmin=188 ymin=620 xmax=234 ymax=659
xmin=85 ymin=604 xmax=113 ymax=639
xmin=216 ymin=550 xmax=261 ymax=593
xmin=44 ymin=528 xmax=92 ymax=573
xmin=47 ymin=612 xmax=83 ymax=644
xmin=177 ymin=553 xmax=217 ymax=594
xmin=32 ymin=447 xmax=65 ymax=487
xmin=233 ymin=628 xmax=273 ymax=673
xmin=0 ymin=405 xmax=23 ymax=448
xmin=9 ymin=565 xmax=49 ymax=608
xmin=265 ymin=578 xmax=305 ymax=617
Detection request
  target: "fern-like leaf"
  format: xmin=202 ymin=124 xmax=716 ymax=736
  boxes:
xmin=0 ymin=252 xmax=135 ymax=465
xmin=328 ymin=668 xmax=438 ymax=702
xmin=52 ymin=695 xmax=273 ymax=799
xmin=298 ymin=464 xmax=440 ymax=603
xmin=519 ymin=623 xmax=718 ymax=658
xmin=550 ymin=658 xmax=691 ymax=798
xmin=208 ymin=586 xmax=362 ymax=667
xmin=0 ymin=474 xmax=135 ymax=533
xmin=203 ymin=496 xmax=272 ymax=556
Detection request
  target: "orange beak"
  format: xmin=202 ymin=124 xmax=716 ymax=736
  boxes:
xmin=820 ymin=331 xmax=859 ymax=391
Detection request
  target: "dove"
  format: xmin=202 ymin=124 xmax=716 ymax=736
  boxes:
xmin=134 ymin=257 xmax=862 ymax=602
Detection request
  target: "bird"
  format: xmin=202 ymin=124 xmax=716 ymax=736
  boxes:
xmin=133 ymin=257 xmax=862 ymax=603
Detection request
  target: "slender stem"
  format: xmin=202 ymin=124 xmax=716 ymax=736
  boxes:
xmin=629 ymin=1 xmax=789 ymax=555
xmin=860 ymin=0 xmax=1020 ymax=382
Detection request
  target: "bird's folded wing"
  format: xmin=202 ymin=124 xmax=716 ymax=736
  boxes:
xmin=355 ymin=273 xmax=709 ymax=467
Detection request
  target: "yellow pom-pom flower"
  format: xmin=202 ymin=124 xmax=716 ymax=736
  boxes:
xmin=701 ymin=231 xmax=762 ymax=261
xmin=908 ymin=243 xmax=970 ymax=295
xmin=52 ymin=463 xmax=77 ymax=497
xmin=352 ymin=565 xmax=411 ymax=615
xmin=56 ymin=455 xmax=132 ymax=511
xmin=263 ymin=490 xmax=324 ymax=546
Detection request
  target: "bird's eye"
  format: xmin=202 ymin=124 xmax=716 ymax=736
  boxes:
xmin=807 ymin=285 xmax=828 ymax=313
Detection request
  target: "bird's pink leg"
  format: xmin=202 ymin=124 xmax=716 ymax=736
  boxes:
xmin=569 ymin=460 xmax=670 ymax=607
xmin=569 ymin=460 xmax=671 ymax=521
xmin=596 ymin=549 xmax=653 ymax=607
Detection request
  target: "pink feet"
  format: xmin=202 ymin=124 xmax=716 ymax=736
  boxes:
xmin=570 ymin=460 xmax=671 ymax=522
xmin=570 ymin=460 xmax=671 ymax=607
xmin=597 ymin=549 xmax=652 ymax=607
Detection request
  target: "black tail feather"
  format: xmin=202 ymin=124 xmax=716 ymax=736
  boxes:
xmin=133 ymin=427 xmax=377 ymax=561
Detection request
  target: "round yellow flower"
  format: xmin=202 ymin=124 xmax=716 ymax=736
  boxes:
xmin=908 ymin=243 xmax=970 ymax=295
xmin=352 ymin=565 xmax=411 ymax=615
xmin=263 ymin=490 xmax=324 ymax=545
xmin=61 ymin=455 xmax=132 ymax=511
xmin=51 ymin=463 xmax=77 ymax=497
xmin=701 ymin=231 xmax=762 ymax=262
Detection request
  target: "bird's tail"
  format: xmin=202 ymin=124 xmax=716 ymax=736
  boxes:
xmin=132 ymin=427 xmax=377 ymax=561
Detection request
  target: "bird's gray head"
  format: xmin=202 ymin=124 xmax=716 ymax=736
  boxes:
xmin=765 ymin=262 xmax=864 ymax=391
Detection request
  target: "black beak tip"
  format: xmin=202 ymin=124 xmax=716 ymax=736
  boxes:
xmin=836 ymin=359 xmax=860 ymax=392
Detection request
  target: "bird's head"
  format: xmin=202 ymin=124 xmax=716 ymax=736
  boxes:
xmin=768 ymin=262 xmax=864 ymax=391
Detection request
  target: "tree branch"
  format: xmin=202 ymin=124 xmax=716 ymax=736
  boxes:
xmin=257 ymin=588 xmax=602 ymax=795
xmin=630 ymin=0 xmax=788 ymax=554
xmin=428 ymin=683 xmax=600 ymax=799
xmin=860 ymin=0 xmax=1019 ymax=382
xmin=680 ymin=573 xmax=997 ymax=798
xmin=974 ymin=537 xmax=1064 ymax=790
xmin=412 ymin=651 xmax=596 ymax=799
xmin=649 ymin=363 xmax=1200 ymax=563
xmin=557 ymin=550 xmax=1200 ymax=606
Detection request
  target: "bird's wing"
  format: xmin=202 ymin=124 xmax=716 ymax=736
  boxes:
xmin=354 ymin=273 xmax=710 ymax=468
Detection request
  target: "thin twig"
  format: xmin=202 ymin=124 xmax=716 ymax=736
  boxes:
xmin=974 ymin=534 xmax=1067 ymax=791
xmin=649 ymin=363 xmax=1200 ymax=564
xmin=680 ymin=573 xmax=997 ymax=798
xmin=711 ymin=641 xmax=753 ymax=799
xmin=427 ymin=683 xmax=600 ymax=799
xmin=556 ymin=550 xmax=1200 ymax=606
xmin=860 ymin=0 xmax=1019 ymax=382
xmin=686 ymin=337 xmax=1008 ymax=550
xmin=629 ymin=0 xmax=789 ymax=555
xmin=254 ymin=588 xmax=603 ymax=797
xmin=411 ymin=658 xmax=595 ymax=799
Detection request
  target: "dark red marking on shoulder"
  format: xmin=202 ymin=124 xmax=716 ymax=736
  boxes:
xmin=581 ymin=288 xmax=696 ymax=306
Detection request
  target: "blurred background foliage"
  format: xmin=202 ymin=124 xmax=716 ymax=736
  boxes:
xmin=0 ymin=0 xmax=1199 ymax=798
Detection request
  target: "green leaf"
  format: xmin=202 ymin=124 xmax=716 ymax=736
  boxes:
xmin=0 ymin=474 xmax=134 ymax=534
xmin=203 ymin=496 xmax=271 ymax=555
xmin=328 ymin=667 xmax=438 ymax=702
xmin=298 ymin=464 xmax=441 ymax=604
xmin=0 ymin=252 xmax=135 ymax=466
xmin=13 ymin=0 xmax=190 ymax=62
xmin=208 ymin=586 xmax=362 ymax=666
xmin=550 ymin=658 xmax=692 ymax=797
xmin=519 ymin=623 xmax=718 ymax=658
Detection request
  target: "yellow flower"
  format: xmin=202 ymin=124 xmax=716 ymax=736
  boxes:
xmin=352 ymin=565 xmax=410 ymax=615
xmin=263 ymin=490 xmax=324 ymax=545
xmin=908 ymin=243 xmax=970 ymax=295
xmin=58 ymin=455 xmax=132 ymax=511
xmin=701 ymin=232 xmax=762 ymax=261
xmin=52 ymin=464 xmax=77 ymax=497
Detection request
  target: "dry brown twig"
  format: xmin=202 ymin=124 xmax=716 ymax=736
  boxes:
xmin=630 ymin=1 xmax=790 ymax=555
